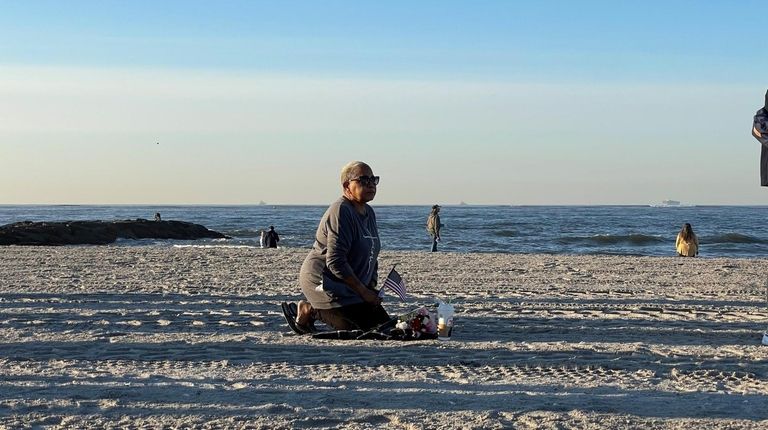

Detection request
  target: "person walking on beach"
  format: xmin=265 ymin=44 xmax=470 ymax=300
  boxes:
xmin=259 ymin=230 xmax=265 ymax=248
xmin=284 ymin=160 xmax=390 ymax=333
xmin=427 ymin=205 xmax=442 ymax=252
xmin=264 ymin=226 xmax=279 ymax=248
xmin=676 ymin=223 xmax=699 ymax=257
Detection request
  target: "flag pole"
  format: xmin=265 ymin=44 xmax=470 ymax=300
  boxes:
xmin=389 ymin=263 xmax=398 ymax=274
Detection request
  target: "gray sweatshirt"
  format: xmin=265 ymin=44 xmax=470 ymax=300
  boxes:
xmin=299 ymin=197 xmax=380 ymax=309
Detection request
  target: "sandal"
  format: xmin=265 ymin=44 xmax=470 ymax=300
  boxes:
xmin=281 ymin=302 xmax=315 ymax=334
xmin=296 ymin=300 xmax=318 ymax=333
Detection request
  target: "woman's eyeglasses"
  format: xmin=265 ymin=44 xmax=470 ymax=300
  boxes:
xmin=349 ymin=175 xmax=380 ymax=186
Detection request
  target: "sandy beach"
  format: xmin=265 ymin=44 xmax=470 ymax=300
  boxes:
xmin=1 ymin=246 xmax=767 ymax=429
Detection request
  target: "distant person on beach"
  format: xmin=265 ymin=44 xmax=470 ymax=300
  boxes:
xmin=154 ymin=212 xmax=161 ymax=222
xmin=264 ymin=226 xmax=279 ymax=248
xmin=676 ymin=223 xmax=699 ymax=257
xmin=427 ymin=205 xmax=442 ymax=252
xmin=286 ymin=160 xmax=389 ymax=333
xmin=259 ymin=230 xmax=266 ymax=248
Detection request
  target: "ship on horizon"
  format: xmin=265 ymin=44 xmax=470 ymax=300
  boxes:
xmin=651 ymin=199 xmax=694 ymax=207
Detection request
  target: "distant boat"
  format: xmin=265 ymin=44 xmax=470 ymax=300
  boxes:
xmin=459 ymin=201 xmax=468 ymax=206
xmin=258 ymin=200 xmax=267 ymax=206
xmin=651 ymin=199 xmax=694 ymax=208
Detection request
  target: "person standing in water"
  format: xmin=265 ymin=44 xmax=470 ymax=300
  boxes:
xmin=675 ymin=223 xmax=699 ymax=257
xmin=427 ymin=205 xmax=442 ymax=252
xmin=264 ymin=226 xmax=280 ymax=248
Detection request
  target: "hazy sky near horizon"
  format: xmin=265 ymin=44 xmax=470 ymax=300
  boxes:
xmin=1 ymin=0 xmax=766 ymax=205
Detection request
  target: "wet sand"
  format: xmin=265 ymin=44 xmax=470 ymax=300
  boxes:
xmin=1 ymin=246 xmax=767 ymax=429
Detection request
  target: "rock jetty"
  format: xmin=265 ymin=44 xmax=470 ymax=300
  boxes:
xmin=0 ymin=219 xmax=229 ymax=246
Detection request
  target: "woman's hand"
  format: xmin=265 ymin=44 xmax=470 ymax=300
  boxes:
xmin=343 ymin=274 xmax=382 ymax=306
xmin=360 ymin=288 xmax=382 ymax=306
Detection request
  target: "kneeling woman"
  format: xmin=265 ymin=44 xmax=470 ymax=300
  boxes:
xmin=294 ymin=161 xmax=390 ymax=332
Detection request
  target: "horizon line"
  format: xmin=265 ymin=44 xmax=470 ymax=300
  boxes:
xmin=2 ymin=203 xmax=768 ymax=208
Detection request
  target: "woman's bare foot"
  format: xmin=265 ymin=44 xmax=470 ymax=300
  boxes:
xmin=296 ymin=300 xmax=315 ymax=326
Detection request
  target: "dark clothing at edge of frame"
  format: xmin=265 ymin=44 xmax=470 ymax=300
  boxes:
xmin=753 ymin=103 xmax=768 ymax=186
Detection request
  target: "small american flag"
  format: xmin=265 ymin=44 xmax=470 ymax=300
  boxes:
xmin=379 ymin=266 xmax=407 ymax=301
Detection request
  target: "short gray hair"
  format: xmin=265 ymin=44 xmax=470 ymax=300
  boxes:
xmin=340 ymin=161 xmax=371 ymax=185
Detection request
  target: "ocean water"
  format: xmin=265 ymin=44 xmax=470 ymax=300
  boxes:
xmin=1 ymin=205 xmax=768 ymax=258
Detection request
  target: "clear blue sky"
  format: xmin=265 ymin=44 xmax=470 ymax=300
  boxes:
xmin=1 ymin=1 xmax=766 ymax=204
